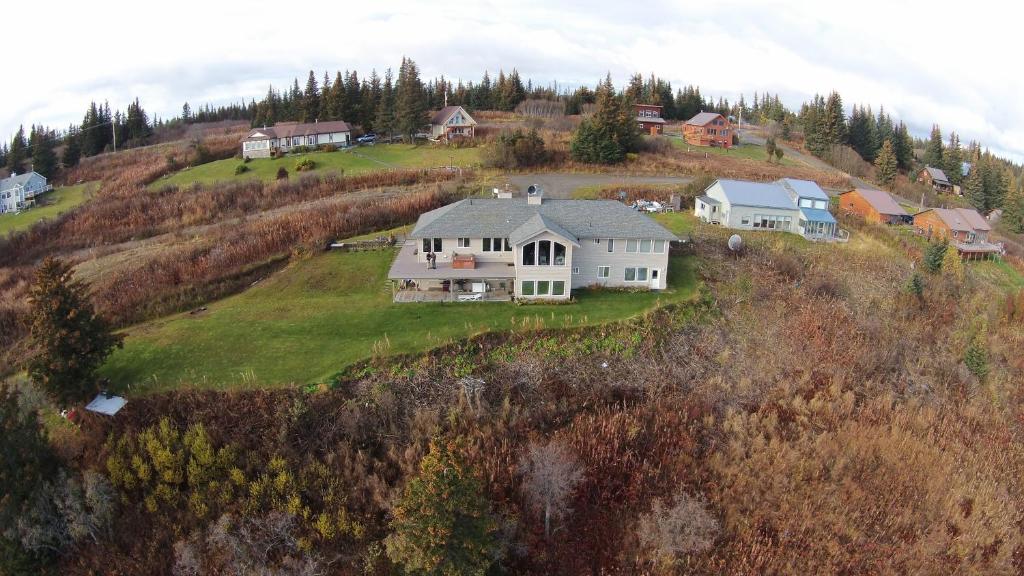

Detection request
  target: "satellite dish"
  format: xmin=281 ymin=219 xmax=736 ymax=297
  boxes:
xmin=527 ymin=184 xmax=539 ymax=196
xmin=728 ymin=234 xmax=743 ymax=252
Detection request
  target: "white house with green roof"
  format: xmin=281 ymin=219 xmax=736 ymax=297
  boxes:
xmin=388 ymin=191 xmax=680 ymax=301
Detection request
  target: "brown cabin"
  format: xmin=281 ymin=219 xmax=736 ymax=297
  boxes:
xmin=635 ymin=104 xmax=666 ymax=135
xmin=683 ymin=112 xmax=732 ymax=148
xmin=913 ymin=207 xmax=1000 ymax=258
xmin=837 ymin=188 xmax=910 ymax=225
xmin=917 ymin=166 xmax=953 ymax=193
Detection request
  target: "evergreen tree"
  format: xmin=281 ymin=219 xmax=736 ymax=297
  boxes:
xmin=964 ymin=159 xmax=988 ymax=212
xmin=361 ymin=69 xmax=382 ymax=130
xmin=395 ymin=58 xmax=427 ymax=140
xmin=1001 ymin=183 xmax=1024 ymax=233
xmin=375 ymin=69 xmax=396 ymax=141
xmin=822 ymin=91 xmax=848 ymax=147
xmin=302 ymin=70 xmax=320 ymax=122
xmin=942 ymin=243 xmax=965 ymax=283
xmin=385 ymin=439 xmax=498 ymax=575
xmin=924 ymin=124 xmax=944 ymax=168
xmin=874 ymin=139 xmax=898 ymax=188
xmin=344 ymin=70 xmax=362 ymax=125
xmin=181 ymin=102 xmax=192 ymax=123
xmin=893 ymin=122 xmax=914 ymax=171
xmin=569 ymin=75 xmax=639 ymax=164
xmin=62 ymin=128 xmax=81 ymax=168
xmin=943 ymin=132 xmax=963 ymax=186
xmin=327 ymin=72 xmax=347 ymax=121
xmin=7 ymin=125 xmax=27 ymax=171
xmin=27 ymin=257 xmax=122 ymax=405
xmin=923 ymin=240 xmax=947 ymax=273
xmin=29 ymin=126 xmax=57 ymax=179
xmin=124 ymin=98 xmax=152 ymax=145
xmin=963 ymin=324 xmax=989 ymax=379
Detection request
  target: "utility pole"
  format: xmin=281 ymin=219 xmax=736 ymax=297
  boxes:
xmin=112 ymin=118 xmax=117 ymax=153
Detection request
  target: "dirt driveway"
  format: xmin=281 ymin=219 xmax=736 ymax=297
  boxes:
xmin=507 ymin=173 xmax=693 ymax=199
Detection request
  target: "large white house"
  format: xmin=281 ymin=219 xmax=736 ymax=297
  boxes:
xmin=241 ymin=121 xmax=352 ymax=158
xmin=388 ymin=191 xmax=679 ymax=301
xmin=694 ymin=178 xmax=842 ymax=240
xmin=0 ymin=171 xmax=51 ymax=214
xmin=429 ymin=106 xmax=477 ymax=140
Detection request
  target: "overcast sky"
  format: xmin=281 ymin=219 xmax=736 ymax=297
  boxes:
xmin=6 ymin=0 xmax=1021 ymax=161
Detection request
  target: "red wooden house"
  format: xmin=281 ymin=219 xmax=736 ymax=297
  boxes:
xmin=635 ymin=104 xmax=666 ymax=135
xmin=683 ymin=112 xmax=732 ymax=148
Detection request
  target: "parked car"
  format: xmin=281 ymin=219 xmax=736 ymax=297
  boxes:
xmin=357 ymin=133 xmax=377 ymax=144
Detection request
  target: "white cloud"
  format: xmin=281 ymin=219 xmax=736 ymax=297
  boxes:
xmin=4 ymin=0 xmax=1021 ymax=161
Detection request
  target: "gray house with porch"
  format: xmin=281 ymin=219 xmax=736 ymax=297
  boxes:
xmin=694 ymin=178 xmax=845 ymax=241
xmin=0 ymin=171 xmax=51 ymax=213
xmin=388 ymin=192 xmax=679 ymax=301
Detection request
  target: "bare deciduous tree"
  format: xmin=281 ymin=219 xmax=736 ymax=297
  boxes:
xmin=637 ymin=491 xmax=719 ymax=567
xmin=518 ymin=439 xmax=583 ymax=539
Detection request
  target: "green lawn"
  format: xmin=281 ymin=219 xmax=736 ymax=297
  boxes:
xmin=101 ymin=248 xmax=698 ymax=393
xmin=970 ymin=259 xmax=1024 ymax=290
xmin=667 ymin=136 xmax=798 ymax=166
xmin=0 ymin=182 xmax=95 ymax=235
xmin=652 ymin=212 xmax=697 ymax=237
xmin=151 ymin=144 xmax=483 ymax=189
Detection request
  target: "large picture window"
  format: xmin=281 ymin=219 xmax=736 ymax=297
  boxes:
xmin=483 ymin=238 xmax=492 ymax=251
xmin=521 ymin=240 xmax=567 ymax=266
xmin=421 ymin=238 xmax=443 ymax=253
xmin=538 ymin=240 xmax=551 ymax=265
xmin=625 ymin=267 xmax=649 ymax=282
xmin=521 ymin=281 xmax=534 ymax=296
xmin=626 ymin=239 xmax=639 ymax=253
xmin=522 ymin=242 xmax=536 ymax=265
xmin=654 ymin=240 xmax=666 ymax=253
xmin=552 ymin=281 xmax=565 ymax=296
xmin=537 ymin=281 xmax=550 ymax=296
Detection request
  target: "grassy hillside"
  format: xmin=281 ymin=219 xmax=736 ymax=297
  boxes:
xmin=668 ymin=136 xmax=800 ymax=166
xmin=0 ymin=182 xmax=95 ymax=235
xmin=151 ymin=144 xmax=483 ymax=188
xmin=101 ymin=246 xmax=698 ymax=392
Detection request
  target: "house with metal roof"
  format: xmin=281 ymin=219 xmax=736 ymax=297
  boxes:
xmin=429 ymin=105 xmax=476 ymax=141
xmin=635 ymin=104 xmax=666 ymax=135
xmin=388 ymin=190 xmax=679 ymax=301
xmin=837 ymin=188 xmax=911 ymax=225
xmin=682 ymin=112 xmax=732 ymax=148
xmin=917 ymin=166 xmax=953 ymax=193
xmin=241 ymin=120 xmax=352 ymax=158
xmin=0 ymin=171 xmax=51 ymax=214
xmin=694 ymin=178 xmax=845 ymax=241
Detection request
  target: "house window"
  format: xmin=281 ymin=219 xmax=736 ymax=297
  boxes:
xmin=637 ymin=267 xmax=649 ymax=281
xmin=422 ymin=238 xmax=443 ymax=253
xmin=553 ymin=242 xmax=566 ymax=265
xmin=537 ymin=281 xmax=550 ymax=296
xmin=799 ymin=198 xmax=814 ymax=208
xmin=654 ymin=240 xmax=665 ymax=253
xmin=521 ymin=281 xmax=535 ymax=296
xmin=607 ymin=239 xmax=615 ymax=252
xmin=552 ymin=281 xmax=565 ymax=296
xmin=625 ymin=267 xmax=637 ymax=281
xmin=598 ymin=266 xmax=610 ymax=279
xmin=741 ymin=216 xmax=750 ymax=225
xmin=625 ymin=267 xmax=648 ymax=282
xmin=483 ymin=238 xmax=492 ymax=251
xmin=504 ymin=238 xmax=512 ymax=251
xmin=458 ymin=238 xmax=470 ymax=248
xmin=626 ymin=239 xmax=639 ymax=253
xmin=522 ymin=242 xmax=536 ymax=265
xmin=640 ymin=239 xmax=652 ymax=253
xmin=538 ymin=240 xmax=551 ymax=265
xmin=493 ymin=237 xmax=503 ymax=251
xmin=572 ymin=267 xmax=580 ymax=275
xmin=594 ymin=238 xmax=601 ymax=244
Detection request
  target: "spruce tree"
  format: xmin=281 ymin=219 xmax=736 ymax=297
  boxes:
xmin=964 ymin=161 xmax=987 ymax=212
xmin=874 ymin=139 xmax=898 ymax=188
xmin=7 ymin=125 xmax=27 ymax=171
xmin=943 ymin=132 xmax=963 ymax=186
xmin=29 ymin=126 xmax=57 ymax=179
xmin=923 ymin=241 xmax=947 ymax=273
xmin=61 ymin=128 xmax=81 ymax=168
xmin=1002 ymin=183 xmax=1024 ymax=233
xmin=375 ymin=69 xmax=396 ymax=141
xmin=27 ymin=257 xmax=122 ymax=405
xmin=302 ymin=70 xmax=320 ymax=122
xmin=394 ymin=58 xmax=427 ymax=141
xmin=327 ymin=72 xmax=347 ymax=121
xmin=385 ymin=439 xmax=498 ymax=575
xmin=923 ymin=124 xmax=944 ymax=167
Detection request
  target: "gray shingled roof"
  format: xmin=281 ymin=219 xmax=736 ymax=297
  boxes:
xmin=508 ymin=213 xmax=581 ymax=246
xmin=684 ymin=112 xmax=724 ymax=126
xmin=924 ymin=166 xmax=950 ymax=184
xmin=430 ymin=106 xmax=476 ymax=126
xmin=410 ymin=198 xmax=679 ymax=242
xmin=244 ymin=121 xmax=351 ymax=141
xmin=0 ymin=172 xmax=43 ymax=192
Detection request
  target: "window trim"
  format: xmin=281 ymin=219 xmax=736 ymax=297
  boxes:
xmin=597 ymin=266 xmax=610 ymax=279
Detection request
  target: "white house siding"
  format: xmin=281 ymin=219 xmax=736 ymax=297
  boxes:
xmin=513 ymin=231 xmax=574 ymax=300
xmin=414 ymin=237 xmax=515 ymax=265
xmin=570 ymin=237 xmax=670 ymax=290
xmin=721 ymin=204 xmax=799 ymax=232
xmin=242 ymin=139 xmax=272 ymax=158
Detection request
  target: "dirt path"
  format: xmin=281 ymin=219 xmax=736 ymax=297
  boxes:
xmin=507 ymin=173 xmax=693 ymax=199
